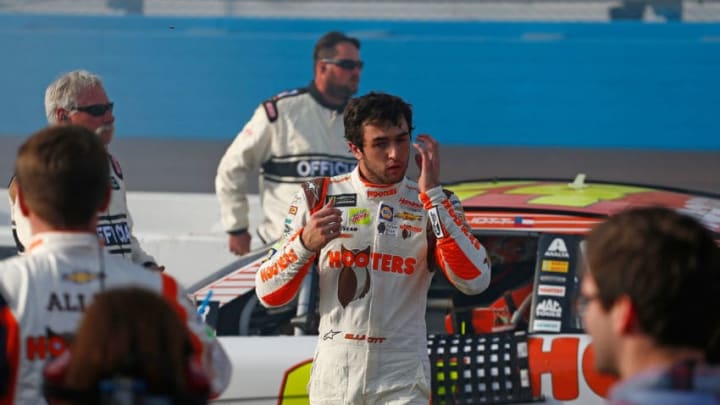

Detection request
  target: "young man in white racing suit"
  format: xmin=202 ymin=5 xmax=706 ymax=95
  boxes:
xmin=8 ymin=70 xmax=161 ymax=269
xmin=255 ymin=92 xmax=492 ymax=404
xmin=0 ymin=126 xmax=231 ymax=404
xmin=216 ymin=31 xmax=362 ymax=256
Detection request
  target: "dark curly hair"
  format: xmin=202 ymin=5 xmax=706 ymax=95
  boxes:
xmin=343 ymin=92 xmax=413 ymax=149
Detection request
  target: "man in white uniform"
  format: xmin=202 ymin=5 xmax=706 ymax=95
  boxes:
xmin=8 ymin=70 xmax=161 ymax=270
xmin=216 ymin=31 xmax=362 ymax=255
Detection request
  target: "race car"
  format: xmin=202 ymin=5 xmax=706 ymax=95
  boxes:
xmin=192 ymin=175 xmax=720 ymax=404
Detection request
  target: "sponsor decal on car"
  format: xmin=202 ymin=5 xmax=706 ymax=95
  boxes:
xmin=540 ymin=275 xmax=567 ymax=283
xmin=542 ymin=260 xmax=569 ymax=273
xmin=537 ymin=284 xmax=566 ymax=297
xmin=533 ymin=319 xmax=561 ymax=332
xmin=535 ymin=299 xmax=563 ymax=318
xmin=544 ymin=238 xmax=570 ymax=258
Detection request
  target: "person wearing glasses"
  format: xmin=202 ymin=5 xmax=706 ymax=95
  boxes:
xmin=581 ymin=207 xmax=720 ymax=405
xmin=8 ymin=70 xmax=162 ymax=270
xmin=216 ymin=31 xmax=362 ymax=255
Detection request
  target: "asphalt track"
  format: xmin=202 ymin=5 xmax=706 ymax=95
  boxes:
xmin=1 ymin=135 xmax=718 ymax=194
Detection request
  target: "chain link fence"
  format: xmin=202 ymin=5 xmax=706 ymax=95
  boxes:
xmin=1 ymin=0 xmax=720 ymax=21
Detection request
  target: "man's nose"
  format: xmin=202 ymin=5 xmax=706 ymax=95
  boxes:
xmin=387 ymin=142 xmax=400 ymax=159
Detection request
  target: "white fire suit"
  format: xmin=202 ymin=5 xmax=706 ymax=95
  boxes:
xmin=255 ymin=168 xmax=492 ymax=404
xmin=215 ymin=84 xmax=356 ymax=244
xmin=9 ymin=154 xmax=157 ymax=266
xmin=0 ymin=232 xmax=231 ymax=404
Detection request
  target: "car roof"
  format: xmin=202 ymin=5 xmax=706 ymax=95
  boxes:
xmin=446 ymin=178 xmax=720 ymax=236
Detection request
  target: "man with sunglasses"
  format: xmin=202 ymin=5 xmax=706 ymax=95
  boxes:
xmin=581 ymin=207 xmax=720 ymax=405
xmin=216 ymin=31 xmax=363 ymax=255
xmin=8 ymin=70 xmax=162 ymax=270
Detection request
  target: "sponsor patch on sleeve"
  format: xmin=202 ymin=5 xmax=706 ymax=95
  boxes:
xmin=428 ymin=207 xmax=445 ymax=238
xmin=325 ymin=193 xmax=357 ymax=207
xmin=262 ymin=101 xmax=278 ymax=122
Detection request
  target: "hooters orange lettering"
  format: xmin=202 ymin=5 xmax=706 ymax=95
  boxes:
xmin=404 ymin=257 xmax=416 ymax=274
xmin=367 ymin=188 xmax=397 ymax=198
xmin=528 ymin=337 xmax=579 ymax=400
xmin=442 ymin=200 xmax=481 ymax=250
xmin=581 ymin=342 xmax=615 ymax=397
xmin=381 ymin=254 xmax=392 ymax=272
xmin=327 ymin=248 xmax=417 ymax=275
xmin=260 ymin=249 xmax=298 ymax=282
xmin=528 ymin=337 xmax=616 ymax=401
xmin=26 ymin=335 xmax=68 ymax=360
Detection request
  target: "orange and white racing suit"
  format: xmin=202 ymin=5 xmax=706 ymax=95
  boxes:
xmin=0 ymin=233 xmax=231 ymax=404
xmin=255 ymin=168 xmax=491 ymax=404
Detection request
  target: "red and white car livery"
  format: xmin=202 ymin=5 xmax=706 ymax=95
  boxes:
xmin=194 ymin=177 xmax=720 ymax=404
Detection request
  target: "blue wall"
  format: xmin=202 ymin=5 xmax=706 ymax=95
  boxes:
xmin=1 ymin=14 xmax=719 ymax=149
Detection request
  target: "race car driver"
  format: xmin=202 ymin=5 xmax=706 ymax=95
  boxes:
xmin=0 ymin=125 xmax=231 ymax=404
xmin=215 ymin=31 xmax=362 ymax=255
xmin=255 ymin=92 xmax=492 ymax=404
xmin=8 ymin=69 xmax=161 ymax=269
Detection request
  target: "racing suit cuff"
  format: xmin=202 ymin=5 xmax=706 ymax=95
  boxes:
xmin=419 ymin=185 xmax=447 ymax=209
xmin=288 ymin=228 xmax=316 ymax=262
xmin=228 ymin=228 xmax=248 ymax=236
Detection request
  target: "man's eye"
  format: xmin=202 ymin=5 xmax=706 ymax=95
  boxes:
xmin=373 ymin=140 xmax=389 ymax=148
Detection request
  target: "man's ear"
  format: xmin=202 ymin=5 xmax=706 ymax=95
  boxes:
xmin=56 ymin=108 xmax=69 ymax=123
xmin=98 ymin=186 xmax=111 ymax=213
xmin=17 ymin=187 xmax=30 ymax=217
xmin=348 ymin=141 xmax=363 ymax=160
xmin=612 ymin=295 xmax=639 ymax=335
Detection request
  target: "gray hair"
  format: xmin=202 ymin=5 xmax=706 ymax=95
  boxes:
xmin=44 ymin=70 xmax=104 ymax=124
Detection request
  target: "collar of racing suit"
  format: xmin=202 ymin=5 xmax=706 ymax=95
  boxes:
xmin=308 ymin=81 xmax=346 ymax=113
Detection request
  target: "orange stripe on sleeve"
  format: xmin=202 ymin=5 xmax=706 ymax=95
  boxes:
xmin=436 ymin=237 xmax=484 ymax=281
xmin=260 ymin=260 xmax=314 ymax=307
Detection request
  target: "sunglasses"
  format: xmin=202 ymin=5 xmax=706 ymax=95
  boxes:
xmin=322 ymin=58 xmax=364 ymax=71
xmin=70 ymin=102 xmax=114 ymax=117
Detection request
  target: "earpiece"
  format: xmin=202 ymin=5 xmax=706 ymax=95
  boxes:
xmin=61 ymin=114 xmax=68 ymax=122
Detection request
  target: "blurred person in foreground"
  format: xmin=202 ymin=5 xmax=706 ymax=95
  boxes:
xmin=255 ymin=92 xmax=492 ymax=403
xmin=0 ymin=125 xmax=230 ymax=404
xmin=581 ymin=207 xmax=720 ymax=405
xmin=216 ymin=31 xmax=362 ymax=255
xmin=43 ymin=287 xmax=210 ymax=405
xmin=8 ymin=69 xmax=162 ymax=270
